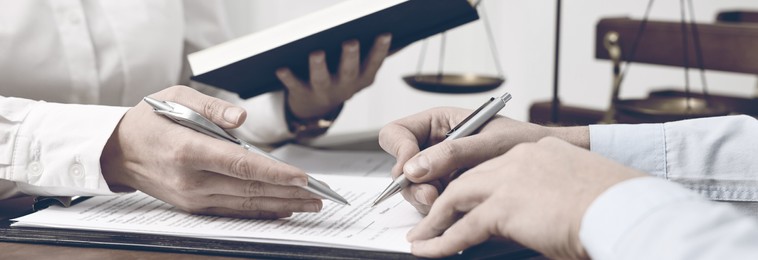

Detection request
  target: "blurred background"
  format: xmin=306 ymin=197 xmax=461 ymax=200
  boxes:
xmin=223 ymin=0 xmax=758 ymax=134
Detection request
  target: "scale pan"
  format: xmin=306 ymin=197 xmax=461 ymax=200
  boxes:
xmin=615 ymin=97 xmax=729 ymax=123
xmin=403 ymin=74 xmax=504 ymax=94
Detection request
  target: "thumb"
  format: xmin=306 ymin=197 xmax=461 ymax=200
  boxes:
xmin=403 ymin=136 xmax=502 ymax=183
xmin=155 ymin=86 xmax=247 ymax=129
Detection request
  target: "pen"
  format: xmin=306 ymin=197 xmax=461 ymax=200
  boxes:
xmin=143 ymin=97 xmax=350 ymax=206
xmin=371 ymin=92 xmax=512 ymax=207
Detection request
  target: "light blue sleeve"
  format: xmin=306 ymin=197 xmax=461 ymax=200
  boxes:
xmin=589 ymin=115 xmax=758 ymax=202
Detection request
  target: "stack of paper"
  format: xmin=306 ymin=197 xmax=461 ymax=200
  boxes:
xmin=12 ymin=145 xmax=420 ymax=253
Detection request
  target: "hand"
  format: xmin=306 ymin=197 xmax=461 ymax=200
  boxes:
xmin=407 ymin=137 xmax=646 ymax=258
xmin=276 ymin=34 xmax=392 ymax=120
xmin=100 ymin=86 xmax=322 ymax=219
xmin=378 ymin=107 xmax=589 ymax=214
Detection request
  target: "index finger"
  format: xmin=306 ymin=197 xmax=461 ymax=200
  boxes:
xmin=379 ymin=123 xmax=421 ymax=178
xmin=181 ymin=136 xmax=309 ymax=186
xmin=379 ymin=107 xmax=465 ymax=176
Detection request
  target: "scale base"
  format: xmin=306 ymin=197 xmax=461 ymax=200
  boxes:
xmin=403 ymin=74 xmax=504 ymax=94
xmin=615 ymin=96 xmax=729 ymax=123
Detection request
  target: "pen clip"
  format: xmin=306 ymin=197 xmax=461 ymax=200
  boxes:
xmin=445 ymin=97 xmax=495 ymax=137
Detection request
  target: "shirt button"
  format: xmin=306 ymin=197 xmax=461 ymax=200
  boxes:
xmin=28 ymin=162 xmax=44 ymax=177
xmin=69 ymin=163 xmax=85 ymax=178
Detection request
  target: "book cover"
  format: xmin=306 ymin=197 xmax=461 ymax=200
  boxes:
xmin=189 ymin=0 xmax=479 ymax=99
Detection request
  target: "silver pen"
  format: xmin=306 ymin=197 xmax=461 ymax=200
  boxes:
xmin=371 ymin=92 xmax=512 ymax=207
xmin=143 ymin=97 xmax=350 ymax=206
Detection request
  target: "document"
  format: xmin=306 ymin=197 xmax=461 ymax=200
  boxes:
xmin=271 ymin=144 xmax=395 ymax=177
xmin=12 ymin=173 xmax=420 ymax=253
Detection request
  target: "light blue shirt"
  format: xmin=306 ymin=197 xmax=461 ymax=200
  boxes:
xmin=589 ymin=115 xmax=758 ymax=202
xmin=581 ymin=115 xmax=758 ymax=259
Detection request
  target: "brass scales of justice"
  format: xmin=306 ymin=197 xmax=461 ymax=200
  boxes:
xmin=403 ymin=0 xmax=505 ymax=94
xmin=600 ymin=0 xmax=729 ymax=123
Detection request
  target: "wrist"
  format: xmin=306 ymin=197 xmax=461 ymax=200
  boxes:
xmin=548 ymin=126 xmax=590 ymax=149
xmin=100 ymin=119 xmax=136 ymax=193
xmin=285 ymin=103 xmax=343 ymax=139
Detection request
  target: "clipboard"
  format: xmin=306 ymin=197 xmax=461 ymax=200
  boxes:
xmin=0 ymin=197 xmax=539 ymax=260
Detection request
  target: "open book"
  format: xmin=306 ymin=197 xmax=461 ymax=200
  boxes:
xmin=11 ymin=145 xmax=416 ymax=253
xmin=189 ymin=0 xmax=479 ymax=98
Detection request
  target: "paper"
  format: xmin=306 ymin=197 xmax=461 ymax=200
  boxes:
xmin=271 ymin=144 xmax=395 ymax=177
xmin=12 ymin=174 xmax=420 ymax=253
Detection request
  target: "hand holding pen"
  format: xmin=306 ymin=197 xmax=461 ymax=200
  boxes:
xmin=143 ymin=96 xmax=349 ymax=206
xmin=373 ymin=93 xmax=512 ymax=207
xmin=100 ymin=86 xmax=330 ymax=219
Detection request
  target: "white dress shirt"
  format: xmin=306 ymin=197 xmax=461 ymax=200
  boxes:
xmin=582 ymin=115 xmax=758 ymax=259
xmin=581 ymin=177 xmax=758 ymax=259
xmin=0 ymin=0 xmax=294 ymax=199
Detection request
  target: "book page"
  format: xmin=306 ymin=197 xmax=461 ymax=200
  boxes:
xmin=271 ymin=144 xmax=395 ymax=177
xmin=12 ymin=174 xmax=420 ymax=253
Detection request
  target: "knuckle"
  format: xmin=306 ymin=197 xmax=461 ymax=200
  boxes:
xmin=341 ymin=68 xmax=359 ymax=79
xmin=250 ymin=162 xmax=285 ymax=184
xmin=228 ymin=153 xmax=252 ymax=179
xmin=436 ymin=142 xmax=458 ymax=160
xmin=245 ymin=181 xmax=264 ymax=197
xmin=271 ymin=169 xmax=289 ymax=185
xmin=202 ymin=99 xmax=224 ymax=121
xmin=168 ymin=140 xmax=195 ymax=164
xmin=311 ymin=76 xmax=331 ymax=88
xmin=174 ymin=177 xmax=202 ymax=192
xmin=240 ymin=198 xmax=261 ymax=211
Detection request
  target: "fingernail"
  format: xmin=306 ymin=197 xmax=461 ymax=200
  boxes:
xmin=405 ymin=155 xmax=429 ymax=178
xmin=223 ymin=107 xmax=245 ymax=125
xmin=276 ymin=68 xmax=287 ymax=76
xmin=344 ymin=40 xmax=359 ymax=51
xmin=312 ymin=52 xmax=325 ymax=63
xmin=290 ymin=177 xmax=308 ymax=187
xmin=381 ymin=34 xmax=392 ymax=44
xmin=414 ymin=190 xmax=429 ymax=205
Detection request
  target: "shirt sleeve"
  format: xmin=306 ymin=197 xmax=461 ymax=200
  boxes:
xmin=580 ymin=177 xmax=758 ymax=260
xmin=589 ymin=115 xmax=758 ymax=202
xmin=0 ymin=96 xmax=128 ymax=199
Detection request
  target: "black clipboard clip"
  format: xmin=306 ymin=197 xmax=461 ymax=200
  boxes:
xmin=32 ymin=196 xmax=90 ymax=212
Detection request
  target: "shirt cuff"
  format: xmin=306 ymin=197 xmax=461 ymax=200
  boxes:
xmin=11 ymin=101 xmax=128 ymax=197
xmin=579 ymin=177 xmax=701 ymax=260
xmin=589 ymin=123 xmax=666 ymax=178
